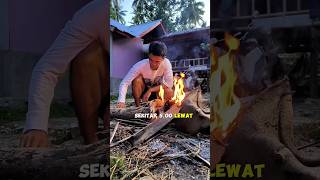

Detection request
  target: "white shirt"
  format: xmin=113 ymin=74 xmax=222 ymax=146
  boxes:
xmin=24 ymin=0 xmax=107 ymax=133
xmin=118 ymin=58 xmax=173 ymax=103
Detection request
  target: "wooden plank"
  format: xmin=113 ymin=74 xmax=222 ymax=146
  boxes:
xmin=131 ymin=104 xmax=182 ymax=146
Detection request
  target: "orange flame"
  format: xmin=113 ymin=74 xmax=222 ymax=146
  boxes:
xmin=211 ymin=33 xmax=241 ymax=141
xmin=159 ymin=85 xmax=164 ymax=101
xmin=171 ymin=73 xmax=186 ymax=106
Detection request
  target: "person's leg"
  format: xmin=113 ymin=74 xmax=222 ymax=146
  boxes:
xmin=70 ymin=40 xmax=107 ymax=144
xmin=132 ymin=75 xmax=145 ymax=107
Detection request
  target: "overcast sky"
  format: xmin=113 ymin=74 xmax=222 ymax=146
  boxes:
xmin=121 ymin=0 xmax=210 ymax=27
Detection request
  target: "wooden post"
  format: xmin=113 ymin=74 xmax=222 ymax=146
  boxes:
xmin=252 ymin=0 xmax=255 ymax=16
xmin=283 ymin=0 xmax=287 ymax=13
xmin=310 ymin=25 xmax=319 ymax=98
xmin=236 ymin=0 xmax=240 ymax=17
xmin=297 ymin=0 xmax=301 ymax=11
xmin=309 ymin=52 xmax=318 ymax=98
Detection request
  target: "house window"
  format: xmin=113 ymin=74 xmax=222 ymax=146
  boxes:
xmin=240 ymin=0 xmax=252 ymax=16
xmin=204 ymin=58 xmax=208 ymax=65
xmin=185 ymin=60 xmax=190 ymax=67
xmin=270 ymin=0 xmax=283 ymax=13
xmin=301 ymin=0 xmax=309 ymax=10
xmin=255 ymin=0 xmax=267 ymax=14
xmin=190 ymin=60 xmax=194 ymax=66
xmin=213 ymin=0 xmax=236 ymax=18
xmin=171 ymin=61 xmax=176 ymax=68
xmin=287 ymin=0 xmax=298 ymax=11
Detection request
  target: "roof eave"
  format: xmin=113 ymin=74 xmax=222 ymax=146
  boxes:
xmin=138 ymin=21 xmax=167 ymax=38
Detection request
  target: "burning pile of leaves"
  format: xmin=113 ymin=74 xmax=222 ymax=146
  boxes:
xmin=109 ymin=118 xmax=210 ymax=180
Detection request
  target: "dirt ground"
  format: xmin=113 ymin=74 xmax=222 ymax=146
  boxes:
xmin=292 ymin=98 xmax=320 ymax=156
xmin=0 ymin=117 xmax=98 ymax=149
xmin=110 ymin=119 xmax=210 ymax=180
xmin=0 ymin=96 xmax=319 ymax=179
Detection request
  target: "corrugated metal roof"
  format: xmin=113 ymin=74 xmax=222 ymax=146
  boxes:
xmin=110 ymin=19 xmax=136 ymax=37
xmin=110 ymin=19 xmax=165 ymax=37
xmin=129 ymin=19 xmax=163 ymax=37
xmin=163 ymin=27 xmax=209 ymax=37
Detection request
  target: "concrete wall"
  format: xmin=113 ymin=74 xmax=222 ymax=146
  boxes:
xmin=0 ymin=50 xmax=71 ymax=101
xmin=110 ymin=38 xmax=144 ymax=78
xmin=110 ymin=37 xmax=144 ymax=95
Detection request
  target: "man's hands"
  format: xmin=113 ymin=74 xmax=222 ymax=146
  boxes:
xmin=142 ymin=90 xmax=152 ymax=102
xmin=20 ymin=129 xmax=48 ymax=148
xmin=163 ymin=85 xmax=173 ymax=101
xmin=116 ymin=102 xmax=126 ymax=108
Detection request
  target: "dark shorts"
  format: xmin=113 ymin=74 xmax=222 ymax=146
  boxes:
xmin=142 ymin=87 xmax=158 ymax=101
xmin=142 ymin=78 xmax=159 ymax=101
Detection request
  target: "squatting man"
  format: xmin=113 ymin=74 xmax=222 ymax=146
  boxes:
xmin=20 ymin=0 xmax=108 ymax=147
xmin=116 ymin=41 xmax=174 ymax=108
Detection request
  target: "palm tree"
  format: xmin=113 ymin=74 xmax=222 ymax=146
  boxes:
xmin=111 ymin=0 xmax=127 ymax=24
xmin=132 ymin=0 xmax=149 ymax=24
xmin=132 ymin=0 xmax=179 ymax=32
xmin=178 ymin=0 xmax=205 ymax=29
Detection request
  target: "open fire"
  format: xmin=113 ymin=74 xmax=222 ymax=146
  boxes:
xmin=171 ymin=73 xmax=186 ymax=106
xmin=150 ymin=73 xmax=186 ymax=113
xmin=211 ymin=33 xmax=241 ymax=143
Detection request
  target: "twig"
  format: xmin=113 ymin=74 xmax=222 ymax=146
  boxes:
xmin=120 ymin=168 xmax=138 ymax=180
xmin=132 ymin=169 xmax=146 ymax=180
xmin=110 ymin=135 xmax=133 ymax=148
xmin=178 ymin=140 xmax=210 ymax=167
xmin=130 ymin=118 xmax=148 ymax=123
xmin=150 ymin=145 xmax=167 ymax=158
xmin=297 ymin=140 xmax=320 ymax=150
xmin=110 ymin=122 xmax=120 ymax=144
xmin=115 ymin=118 xmax=147 ymax=126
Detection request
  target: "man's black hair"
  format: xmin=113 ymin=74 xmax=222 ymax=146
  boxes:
xmin=149 ymin=41 xmax=167 ymax=57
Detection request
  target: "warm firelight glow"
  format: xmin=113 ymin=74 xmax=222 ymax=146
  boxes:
xmin=171 ymin=73 xmax=186 ymax=106
xmin=211 ymin=33 xmax=241 ymax=141
xmin=159 ymin=85 xmax=164 ymax=101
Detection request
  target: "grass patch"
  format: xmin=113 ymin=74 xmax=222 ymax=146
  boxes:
xmin=0 ymin=106 xmax=26 ymax=123
xmin=49 ymin=102 xmax=75 ymax=118
xmin=111 ymin=94 xmax=133 ymax=101
xmin=111 ymin=95 xmax=118 ymax=101
xmin=0 ymin=102 xmax=75 ymax=123
xmin=110 ymin=155 xmax=126 ymax=179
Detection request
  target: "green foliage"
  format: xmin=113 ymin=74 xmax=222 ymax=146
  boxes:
xmin=0 ymin=106 xmax=26 ymax=122
xmin=0 ymin=103 xmax=75 ymax=122
xmin=131 ymin=0 xmax=205 ymax=32
xmin=111 ymin=0 xmax=127 ymax=24
xmin=177 ymin=0 xmax=205 ymax=30
xmin=49 ymin=102 xmax=75 ymax=118
xmin=110 ymin=155 xmax=126 ymax=179
xmin=110 ymin=95 xmax=118 ymax=101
